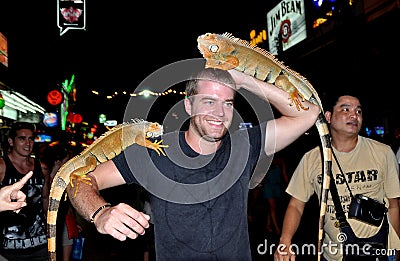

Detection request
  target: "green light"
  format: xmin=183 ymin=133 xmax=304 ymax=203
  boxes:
xmin=60 ymin=74 xmax=75 ymax=130
xmin=99 ymin=114 xmax=107 ymax=123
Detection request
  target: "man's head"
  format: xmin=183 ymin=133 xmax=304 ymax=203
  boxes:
xmin=41 ymin=144 xmax=70 ymax=175
xmin=7 ymin=122 xmax=36 ymax=156
xmin=184 ymin=68 xmax=236 ymax=142
xmin=324 ymin=95 xmax=362 ymax=136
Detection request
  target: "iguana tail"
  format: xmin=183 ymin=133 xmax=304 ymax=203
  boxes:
xmin=197 ymin=32 xmax=333 ymax=260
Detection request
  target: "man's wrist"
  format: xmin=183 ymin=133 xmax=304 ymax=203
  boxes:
xmin=90 ymin=203 xmax=111 ymax=223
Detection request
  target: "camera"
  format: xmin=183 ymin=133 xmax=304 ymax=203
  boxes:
xmin=348 ymin=194 xmax=387 ymax=227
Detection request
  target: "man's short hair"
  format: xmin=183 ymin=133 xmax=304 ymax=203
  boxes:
xmin=323 ymin=93 xmax=362 ymax=113
xmin=8 ymin=122 xmax=36 ymax=140
xmin=185 ymin=68 xmax=236 ymax=98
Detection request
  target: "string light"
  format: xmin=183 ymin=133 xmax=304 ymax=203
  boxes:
xmin=90 ymin=88 xmax=187 ymax=99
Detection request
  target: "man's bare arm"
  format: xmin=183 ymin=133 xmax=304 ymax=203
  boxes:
xmin=228 ymin=69 xmax=320 ymax=155
xmin=67 ymin=160 xmax=150 ymax=241
xmin=274 ymin=197 xmax=306 ymax=260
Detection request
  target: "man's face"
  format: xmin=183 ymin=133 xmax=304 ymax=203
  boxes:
xmin=185 ymin=80 xmax=235 ymax=142
xmin=9 ymin=129 xmax=35 ymax=157
xmin=327 ymin=95 xmax=362 ymax=136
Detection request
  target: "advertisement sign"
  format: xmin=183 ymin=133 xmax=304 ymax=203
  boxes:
xmin=43 ymin=112 xmax=59 ymax=127
xmin=267 ymin=0 xmax=307 ymax=55
xmin=0 ymin=32 xmax=8 ymax=67
xmin=47 ymin=90 xmax=63 ymax=106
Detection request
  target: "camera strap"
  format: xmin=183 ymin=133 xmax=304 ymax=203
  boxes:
xmin=332 ymin=151 xmax=354 ymax=198
xmin=330 ymin=150 xmax=351 ymax=228
xmin=328 ymin=167 xmax=350 ymax=228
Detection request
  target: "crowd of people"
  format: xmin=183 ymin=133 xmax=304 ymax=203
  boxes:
xmin=0 ymin=68 xmax=399 ymax=261
xmin=0 ymin=122 xmax=157 ymax=261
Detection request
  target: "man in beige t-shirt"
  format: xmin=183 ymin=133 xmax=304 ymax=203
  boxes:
xmin=274 ymin=95 xmax=400 ymax=261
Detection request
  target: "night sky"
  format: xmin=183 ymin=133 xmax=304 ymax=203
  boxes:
xmin=1 ymin=1 xmax=275 ymax=122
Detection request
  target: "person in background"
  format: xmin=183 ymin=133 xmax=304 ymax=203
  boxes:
xmin=260 ymin=156 xmax=289 ymax=236
xmin=274 ymin=95 xmax=400 ymax=261
xmin=0 ymin=122 xmax=50 ymax=261
xmin=42 ymin=143 xmax=81 ymax=261
xmin=67 ymin=68 xmax=319 ymax=260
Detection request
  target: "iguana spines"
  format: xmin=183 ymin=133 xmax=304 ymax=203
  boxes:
xmin=47 ymin=118 xmax=168 ymax=261
xmin=197 ymin=32 xmax=322 ymax=112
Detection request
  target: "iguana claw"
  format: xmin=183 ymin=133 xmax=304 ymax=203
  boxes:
xmin=151 ymin=139 xmax=169 ymax=156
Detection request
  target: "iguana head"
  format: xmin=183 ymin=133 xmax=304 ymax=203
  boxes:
xmin=197 ymin=32 xmax=239 ymax=70
xmin=145 ymin=122 xmax=163 ymax=138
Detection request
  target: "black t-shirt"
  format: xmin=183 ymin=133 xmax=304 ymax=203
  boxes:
xmin=0 ymin=155 xmax=47 ymax=254
xmin=113 ymin=123 xmax=269 ymax=260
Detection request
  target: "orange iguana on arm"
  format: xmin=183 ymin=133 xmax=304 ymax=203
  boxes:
xmin=47 ymin=118 xmax=168 ymax=261
xmin=197 ymin=32 xmax=332 ymax=261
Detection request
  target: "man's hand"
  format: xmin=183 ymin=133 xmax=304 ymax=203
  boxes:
xmin=0 ymin=171 xmax=33 ymax=213
xmin=274 ymin=241 xmax=296 ymax=261
xmin=93 ymin=202 xmax=151 ymax=241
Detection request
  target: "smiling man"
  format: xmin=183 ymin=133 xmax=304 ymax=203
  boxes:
xmin=67 ymin=67 xmax=319 ymax=260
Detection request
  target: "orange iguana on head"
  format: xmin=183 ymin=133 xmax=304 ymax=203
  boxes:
xmin=47 ymin=118 xmax=168 ymax=261
xmin=197 ymin=32 xmax=333 ymax=261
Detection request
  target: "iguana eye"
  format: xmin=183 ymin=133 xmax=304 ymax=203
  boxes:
xmin=209 ymin=44 xmax=219 ymax=53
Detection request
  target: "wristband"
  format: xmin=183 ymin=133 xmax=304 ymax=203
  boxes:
xmin=90 ymin=203 xmax=111 ymax=223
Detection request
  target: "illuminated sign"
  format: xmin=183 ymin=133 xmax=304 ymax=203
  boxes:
xmin=250 ymin=30 xmax=267 ymax=46
xmin=47 ymin=90 xmax=63 ymax=106
xmin=267 ymin=0 xmax=307 ymax=55
xmin=0 ymin=32 xmax=8 ymax=67
xmin=67 ymin=113 xmax=83 ymax=124
xmin=99 ymin=114 xmax=106 ymax=123
xmin=239 ymin=122 xmax=253 ymax=129
xmin=35 ymin=134 xmax=52 ymax=143
xmin=104 ymin=120 xmax=117 ymax=127
xmin=43 ymin=112 xmax=59 ymax=127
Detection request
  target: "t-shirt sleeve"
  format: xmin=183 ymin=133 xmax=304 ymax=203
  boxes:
xmin=249 ymin=121 xmax=267 ymax=158
xmin=112 ymin=152 xmax=139 ymax=185
xmin=286 ymin=152 xmax=316 ymax=203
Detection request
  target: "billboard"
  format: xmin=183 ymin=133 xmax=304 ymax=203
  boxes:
xmin=267 ymin=0 xmax=307 ymax=55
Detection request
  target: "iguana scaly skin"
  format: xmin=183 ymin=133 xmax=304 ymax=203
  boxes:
xmin=197 ymin=32 xmax=333 ymax=261
xmin=47 ymin=118 xmax=168 ymax=261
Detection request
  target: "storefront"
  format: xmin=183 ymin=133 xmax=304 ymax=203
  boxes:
xmin=0 ymin=87 xmax=46 ymax=155
xmin=0 ymin=89 xmax=45 ymax=121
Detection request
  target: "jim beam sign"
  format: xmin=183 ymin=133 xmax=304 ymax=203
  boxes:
xmin=267 ymin=0 xmax=306 ymax=55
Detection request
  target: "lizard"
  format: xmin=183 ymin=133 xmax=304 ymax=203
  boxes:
xmin=197 ymin=32 xmax=332 ymax=261
xmin=47 ymin=118 xmax=168 ymax=261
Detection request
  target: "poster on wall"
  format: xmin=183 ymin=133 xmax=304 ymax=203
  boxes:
xmin=58 ymin=0 xmax=86 ymax=36
xmin=267 ymin=0 xmax=307 ymax=55
xmin=0 ymin=32 xmax=8 ymax=67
